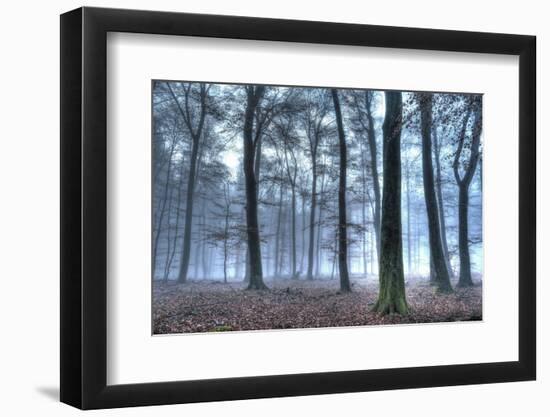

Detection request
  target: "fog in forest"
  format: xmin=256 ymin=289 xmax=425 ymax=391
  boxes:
xmin=152 ymin=81 xmax=482 ymax=287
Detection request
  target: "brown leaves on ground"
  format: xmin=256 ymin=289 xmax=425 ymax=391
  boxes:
xmin=152 ymin=278 xmax=482 ymax=334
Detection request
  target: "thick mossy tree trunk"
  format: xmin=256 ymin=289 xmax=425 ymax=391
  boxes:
xmin=373 ymin=92 xmax=408 ymax=314
xmin=419 ymin=94 xmax=453 ymax=293
xmin=331 ymin=89 xmax=351 ymax=293
xmin=453 ymin=97 xmax=482 ymax=287
xmin=243 ymin=85 xmax=268 ymax=290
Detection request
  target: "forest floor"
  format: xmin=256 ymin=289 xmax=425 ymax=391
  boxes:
xmin=152 ymin=277 xmax=482 ymax=334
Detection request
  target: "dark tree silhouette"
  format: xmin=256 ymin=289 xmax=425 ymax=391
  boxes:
xmin=364 ymin=91 xmax=381 ymax=262
xmin=373 ymin=91 xmax=408 ymax=314
xmin=433 ymin=126 xmax=453 ymax=276
xmin=167 ymin=82 xmax=209 ymax=283
xmin=301 ymin=90 xmax=330 ymax=280
xmin=243 ymin=85 xmax=268 ymax=290
xmin=331 ymin=89 xmax=351 ymax=292
xmin=152 ymin=118 xmax=178 ymax=276
xmin=453 ymin=97 xmax=482 ymax=287
xmin=349 ymin=91 xmax=381 ymax=262
xmin=419 ymin=93 xmax=452 ymax=293
xmin=280 ymin=119 xmax=299 ymax=279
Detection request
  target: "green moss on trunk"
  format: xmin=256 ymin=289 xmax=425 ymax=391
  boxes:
xmin=373 ymin=91 xmax=409 ymax=315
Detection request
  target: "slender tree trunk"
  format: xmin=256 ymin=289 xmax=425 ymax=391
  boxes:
xmin=153 ymin=145 xmax=175 ymax=278
xmin=315 ymin=206 xmax=322 ymax=276
xmin=167 ymin=84 xmax=208 ymax=284
xmin=163 ymin=177 xmax=175 ymax=281
xmin=433 ymin=127 xmax=453 ymax=277
xmin=405 ymin=162 xmax=412 ymax=276
xmin=373 ymin=91 xmax=408 ymax=314
xmin=365 ymin=91 xmax=381 ymax=263
xmin=419 ymin=94 xmax=452 ymax=293
xmin=290 ymin=186 xmax=297 ymax=278
xmin=453 ymin=98 xmax=482 ymax=287
xmin=315 ymin=164 xmax=327 ymax=277
xmin=235 ymin=242 xmax=242 ymax=280
xmin=300 ymin=193 xmax=306 ymax=275
xmin=416 ymin=219 xmax=421 ymax=273
xmin=274 ymin=182 xmax=283 ymax=277
xmin=165 ymin=159 xmax=185 ymax=281
xmin=254 ymin=136 xmax=262 ymax=193
xmin=331 ymin=225 xmax=338 ymax=280
xmin=331 ymin=89 xmax=351 ymax=292
xmin=282 ymin=136 xmax=298 ymax=279
xmin=243 ymin=86 xmax=267 ymax=290
xmin=192 ymin=206 xmax=201 ymax=279
xmin=360 ymin=141 xmax=369 ymax=277
xmin=457 ymin=184 xmax=473 ymax=286
xmin=279 ymin=207 xmax=287 ymax=277
xmin=202 ymin=214 xmax=208 ymax=278
xmin=307 ymin=157 xmax=317 ymax=279
xmin=223 ymin=210 xmax=229 ymax=283
xmin=362 ymin=177 xmax=368 ymax=277
xmin=265 ymin=207 xmax=274 ymax=278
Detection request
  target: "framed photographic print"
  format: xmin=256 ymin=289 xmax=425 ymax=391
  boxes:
xmin=60 ymin=6 xmax=536 ymax=409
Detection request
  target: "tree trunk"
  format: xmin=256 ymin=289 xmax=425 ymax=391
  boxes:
xmin=163 ymin=175 xmax=175 ymax=281
xmin=362 ymin=168 xmax=368 ymax=277
xmin=405 ymin=162 xmax=412 ymax=276
xmin=373 ymin=91 xmax=408 ymax=314
xmin=244 ymin=135 xmax=264 ymax=282
xmin=279 ymin=207 xmax=287 ymax=276
xmin=300 ymin=193 xmax=306 ymax=275
xmin=360 ymin=141 xmax=369 ymax=277
xmin=330 ymin=225 xmax=338 ymax=281
xmin=419 ymin=93 xmax=452 ymax=293
xmin=331 ymin=89 xmax=351 ymax=293
xmin=243 ymin=248 xmax=250 ymax=283
xmin=453 ymin=98 xmax=482 ymax=287
xmin=153 ymin=133 xmax=176 ymax=278
xmin=223 ymin=205 xmax=229 ymax=283
xmin=165 ymin=158 xmax=185 ymax=281
xmin=274 ymin=182 xmax=283 ymax=278
xmin=235 ymin=241 xmax=243 ymax=280
xmin=290 ymin=186 xmax=297 ymax=278
xmin=365 ymin=91 xmax=381 ymax=263
xmin=315 ymin=163 xmax=326 ymax=277
xmin=433 ymin=127 xmax=453 ymax=277
xmin=457 ymin=184 xmax=473 ymax=286
xmin=167 ymin=84 xmax=208 ymax=284
xmin=243 ymin=86 xmax=267 ymax=290
xmin=415 ymin=219 xmax=420 ymax=273
xmin=307 ymin=158 xmax=317 ymax=280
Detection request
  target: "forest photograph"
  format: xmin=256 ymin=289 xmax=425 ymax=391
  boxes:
xmin=152 ymin=80 xmax=483 ymax=334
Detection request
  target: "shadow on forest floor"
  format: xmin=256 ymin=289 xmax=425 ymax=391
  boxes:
xmin=152 ymin=277 xmax=482 ymax=334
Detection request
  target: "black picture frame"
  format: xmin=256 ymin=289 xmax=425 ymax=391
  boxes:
xmin=60 ymin=6 xmax=536 ymax=410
